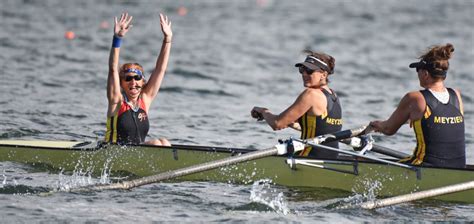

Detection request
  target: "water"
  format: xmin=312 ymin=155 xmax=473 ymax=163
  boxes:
xmin=1 ymin=0 xmax=473 ymax=222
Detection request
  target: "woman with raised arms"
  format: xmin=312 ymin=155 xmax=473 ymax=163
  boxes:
xmin=105 ymin=12 xmax=172 ymax=146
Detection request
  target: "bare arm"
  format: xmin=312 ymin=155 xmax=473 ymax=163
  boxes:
xmin=107 ymin=13 xmax=133 ymax=116
xmin=251 ymin=89 xmax=320 ymax=130
xmin=454 ymin=89 xmax=464 ymax=115
xmin=141 ymin=13 xmax=173 ymax=107
xmin=370 ymin=92 xmax=425 ymax=135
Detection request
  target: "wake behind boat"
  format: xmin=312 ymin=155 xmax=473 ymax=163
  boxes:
xmin=1 ymin=138 xmax=473 ymax=204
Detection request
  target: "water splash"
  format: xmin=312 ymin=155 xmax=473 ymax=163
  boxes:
xmin=56 ymin=168 xmax=94 ymax=191
xmin=218 ymin=161 xmax=260 ymax=185
xmin=358 ymin=179 xmax=383 ymax=202
xmin=55 ymin=149 xmax=118 ymax=191
xmin=249 ymin=179 xmax=290 ymax=215
xmin=2 ymin=171 xmax=6 ymax=186
xmin=99 ymin=156 xmax=113 ymax=185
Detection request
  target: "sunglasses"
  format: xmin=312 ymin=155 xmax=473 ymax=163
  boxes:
xmin=298 ymin=66 xmax=322 ymax=75
xmin=124 ymin=75 xmax=143 ymax=82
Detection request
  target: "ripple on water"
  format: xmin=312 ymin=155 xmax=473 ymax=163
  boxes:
xmin=0 ymin=184 xmax=49 ymax=194
xmin=0 ymin=128 xmax=41 ymax=139
xmin=41 ymin=81 xmax=65 ymax=88
xmin=461 ymin=94 xmax=472 ymax=103
xmin=172 ymin=68 xmax=218 ymax=81
xmin=161 ymin=86 xmax=236 ymax=97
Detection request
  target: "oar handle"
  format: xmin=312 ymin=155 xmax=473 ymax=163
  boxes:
xmin=313 ymin=125 xmax=369 ymax=144
xmin=294 ymin=138 xmax=414 ymax=170
xmin=341 ymin=137 xmax=410 ymax=159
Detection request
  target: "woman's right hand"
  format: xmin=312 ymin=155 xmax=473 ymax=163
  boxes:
xmin=114 ymin=12 xmax=133 ymax=37
xmin=251 ymin=107 xmax=266 ymax=121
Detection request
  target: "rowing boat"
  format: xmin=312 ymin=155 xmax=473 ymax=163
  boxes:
xmin=0 ymin=139 xmax=473 ymax=203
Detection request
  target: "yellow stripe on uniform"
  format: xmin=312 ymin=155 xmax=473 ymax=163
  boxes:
xmin=424 ymin=106 xmax=431 ymax=119
xmin=299 ymin=114 xmax=309 ymax=156
xmin=105 ymin=116 xmax=112 ymax=142
xmin=112 ymin=115 xmax=118 ymax=143
xmin=412 ymin=119 xmax=426 ymax=165
xmin=398 ymin=155 xmax=413 ymax=163
xmin=321 ymin=110 xmax=327 ymax=119
xmin=105 ymin=115 xmax=119 ymax=143
xmin=300 ymin=114 xmax=317 ymax=157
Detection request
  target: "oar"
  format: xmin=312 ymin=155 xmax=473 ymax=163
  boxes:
xmin=358 ymin=180 xmax=474 ymax=209
xmin=73 ymin=126 xmax=369 ymax=192
xmin=341 ymin=137 xmax=410 ymax=159
xmin=292 ymin=138 xmax=414 ymax=170
xmin=279 ymin=122 xmax=408 ymax=159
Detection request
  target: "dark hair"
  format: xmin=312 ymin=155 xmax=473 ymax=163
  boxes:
xmin=303 ymin=50 xmax=336 ymax=74
xmin=418 ymin=43 xmax=454 ymax=78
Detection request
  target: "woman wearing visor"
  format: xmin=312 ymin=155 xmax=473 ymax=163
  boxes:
xmin=105 ymin=12 xmax=172 ymax=146
xmin=251 ymin=50 xmax=343 ymax=159
xmin=370 ymin=43 xmax=465 ymax=168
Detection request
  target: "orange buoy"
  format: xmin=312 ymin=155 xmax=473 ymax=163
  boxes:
xmin=100 ymin=21 xmax=110 ymax=29
xmin=256 ymin=0 xmax=268 ymax=7
xmin=177 ymin=6 xmax=188 ymax=16
xmin=64 ymin=31 xmax=75 ymax=40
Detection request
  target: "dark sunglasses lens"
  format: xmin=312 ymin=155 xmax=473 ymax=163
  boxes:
xmin=299 ymin=66 xmax=314 ymax=74
xmin=125 ymin=75 xmax=142 ymax=82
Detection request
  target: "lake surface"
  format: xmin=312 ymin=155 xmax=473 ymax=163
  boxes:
xmin=1 ymin=0 xmax=473 ymax=222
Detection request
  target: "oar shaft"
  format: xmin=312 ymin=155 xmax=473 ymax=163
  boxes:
xmin=371 ymin=144 xmax=410 ymax=159
xmin=295 ymin=139 xmax=413 ymax=169
xmin=90 ymin=146 xmax=279 ymax=191
xmin=360 ymin=181 xmax=474 ymax=209
xmin=152 ymin=144 xmax=254 ymax=154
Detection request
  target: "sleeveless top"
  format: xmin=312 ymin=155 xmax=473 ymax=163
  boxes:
xmin=401 ymin=88 xmax=465 ymax=168
xmin=298 ymin=88 xmax=343 ymax=159
xmin=105 ymin=96 xmax=150 ymax=145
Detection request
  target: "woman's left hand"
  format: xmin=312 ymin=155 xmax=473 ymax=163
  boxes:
xmin=159 ymin=13 xmax=172 ymax=42
xmin=368 ymin=120 xmax=383 ymax=133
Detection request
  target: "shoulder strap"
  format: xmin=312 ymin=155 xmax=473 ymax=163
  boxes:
xmin=446 ymin=88 xmax=461 ymax=111
xmin=420 ymin=89 xmax=438 ymax=110
xmin=138 ymin=98 xmax=147 ymax=111
xmin=321 ymin=88 xmax=338 ymax=112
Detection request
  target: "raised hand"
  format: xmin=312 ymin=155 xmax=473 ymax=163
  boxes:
xmin=159 ymin=13 xmax=172 ymax=41
xmin=114 ymin=13 xmax=133 ymax=37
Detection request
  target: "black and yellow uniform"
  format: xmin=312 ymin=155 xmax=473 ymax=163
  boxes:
xmin=298 ymin=89 xmax=343 ymax=159
xmin=402 ymin=88 xmax=465 ymax=168
xmin=105 ymin=97 xmax=149 ymax=145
